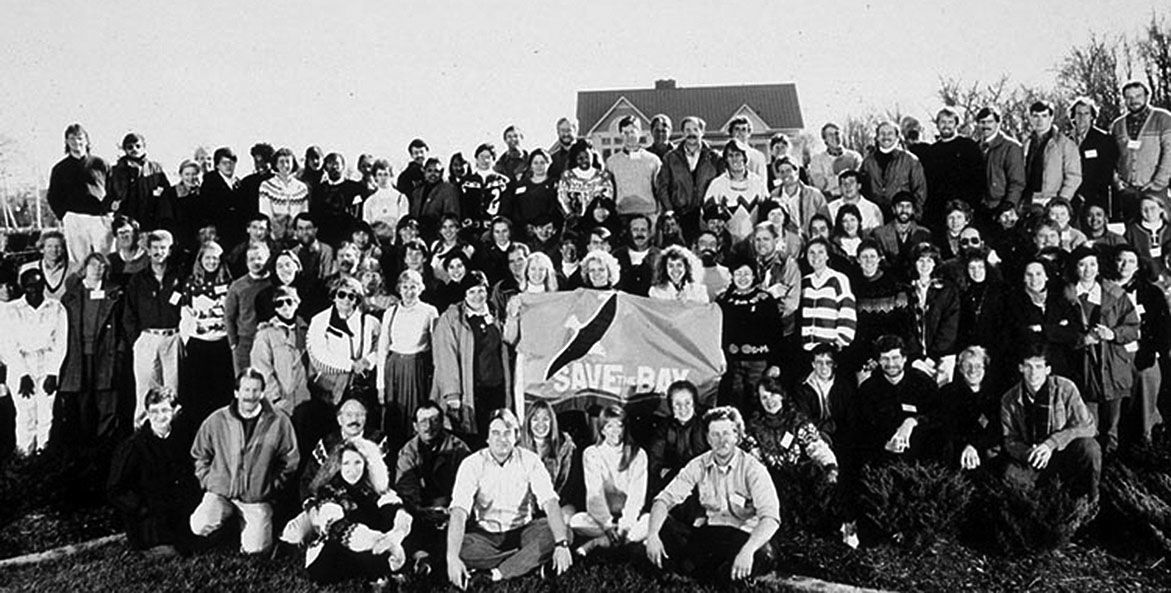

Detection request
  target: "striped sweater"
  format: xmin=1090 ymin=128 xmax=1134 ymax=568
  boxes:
xmin=800 ymin=269 xmax=857 ymax=349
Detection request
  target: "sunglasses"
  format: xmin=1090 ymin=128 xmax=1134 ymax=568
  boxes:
xmin=334 ymin=290 xmax=359 ymax=301
xmin=275 ymin=298 xmax=298 ymax=307
xmin=960 ymin=237 xmax=982 ymax=246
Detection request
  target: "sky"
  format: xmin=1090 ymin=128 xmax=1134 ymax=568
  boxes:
xmin=0 ymin=0 xmax=1163 ymax=186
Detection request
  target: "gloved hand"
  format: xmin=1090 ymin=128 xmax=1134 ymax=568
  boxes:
xmin=18 ymin=375 xmax=35 ymax=397
xmin=43 ymin=375 xmax=58 ymax=395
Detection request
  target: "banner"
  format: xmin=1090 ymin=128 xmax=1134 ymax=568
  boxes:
xmin=514 ymin=289 xmax=725 ymax=408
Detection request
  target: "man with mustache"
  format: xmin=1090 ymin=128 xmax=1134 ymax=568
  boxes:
xmin=298 ymin=397 xmax=388 ymax=499
xmin=547 ymin=117 xmax=579 ymax=182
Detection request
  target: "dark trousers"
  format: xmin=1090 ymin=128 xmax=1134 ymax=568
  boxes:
xmin=1086 ymin=399 xmax=1122 ymax=454
xmin=1003 ymin=436 xmax=1102 ymax=500
xmin=460 ymin=518 xmax=556 ymax=580
xmin=77 ymin=355 xmax=120 ymax=446
xmin=657 ymin=518 xmax=775 ymax=582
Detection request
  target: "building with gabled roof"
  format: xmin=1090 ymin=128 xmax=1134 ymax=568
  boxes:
xmin=576 ymin=79 xmax=804 ymax=160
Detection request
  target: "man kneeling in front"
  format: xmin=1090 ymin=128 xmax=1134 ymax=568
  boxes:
xmin=645 ymin=405 xmax=779 ymax=582
xmin=189 ymin=368 xmax=299 ymax=554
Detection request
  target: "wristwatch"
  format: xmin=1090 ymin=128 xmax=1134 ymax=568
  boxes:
xmin=554 ymin=539 xmax=570 ymax=549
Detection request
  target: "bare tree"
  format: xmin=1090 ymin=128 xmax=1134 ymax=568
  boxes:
xmin=1057 ymin=33 xmax=1130 ymax=126
xmin=1138 ymin=12 xmax=1171 ymax=108
xmin=937 ymin=75 xmax=1062 ymax=140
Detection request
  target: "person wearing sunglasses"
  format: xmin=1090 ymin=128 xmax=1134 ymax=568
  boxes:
xmin=306 ymin=276 xmax=381 ymax=446
xmin=251 ymin=286 xmax=310 ymax=418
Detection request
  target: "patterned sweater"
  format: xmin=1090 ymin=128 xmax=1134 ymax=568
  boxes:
xmin=800 ymin=268 xmax=857 ymax=349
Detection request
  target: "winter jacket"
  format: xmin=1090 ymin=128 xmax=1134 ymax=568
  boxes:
xmin=1001 ymin=375 xmax=1095 ymax=462
xmin=860 ymin=148 xmax=927 ymax=212
xmin=191 ymin=401 xmax=299 ymax=503
xmin=250 ymin=318 xmax=310 ymax=414
xmin=59 ymin=276 xmax=125 ymax=392
xmin=655 ymin=144 xmax=724 ymax=216
xmin=430 ymin=302 xmax=512 ymax=435
xmin=980 ymin=132 xmax=1026 ymax=209
xmin=1023 ymin=131 xmax=1082 ymax=203
xmin=1066 ymin=281 xmax=1140 ymax=401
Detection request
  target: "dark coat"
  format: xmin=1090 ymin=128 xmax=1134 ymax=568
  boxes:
xmin=1066 ymin=281 xmax=1140 ymax=401
xmin=108 ymin=157 xmax=172 ymax=231
xmin=655 ymin=144 xmax=724 ymax=215
xmin=59 ymin=276 xmax=125 ymax=392
xmin=908 ymin=279 xmax=960 ymax=361
xmin=1076 ymin=126 xmax=1120 ymax=207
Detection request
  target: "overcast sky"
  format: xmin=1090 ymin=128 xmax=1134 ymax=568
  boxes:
xmin=0 ymin=0 xmax=1162 ymax=184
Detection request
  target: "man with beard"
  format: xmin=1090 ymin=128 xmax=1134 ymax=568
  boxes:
xmin=312 ymin=153 xmax=366 ymax=246
xmin=409 ymin=158 xmax=461 ymax=241
xmin=648 ymin=114 xmax=674 ymax=160
xmin=395 ymin=401 xmax=472 ymax=575
xmin=547 ymin=117 xmax=579 ymax=182
xmin=615 ymin=214 xmax=659 ymax=296
xmin=851 ymin=334 xmax=943 ymax=467
xmin=1069 ymin=97 xmax=1119 ymax=214
xmin=871 ymin=191 xmax=933 ymax=276
xmin=696 ymin=230 xmax=731 ymax=301
xmin=1111 ymin=80 xmax=1171 ymax=222
xmin=396 ymin=139 xmax=430 ymax=197
xmin=108 ymin=133 xmax=172 ymax=233
xmin=921 ymin=107 xmax=984 ymax=228
xmin=657 ymin=116 xmax=724 ymax=242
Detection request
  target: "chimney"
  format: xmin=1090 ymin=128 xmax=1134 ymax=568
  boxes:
xmin=654 ymin=79 xmax=676 ymax=90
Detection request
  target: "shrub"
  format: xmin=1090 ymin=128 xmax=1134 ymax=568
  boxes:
xmin=770 ymin=464 xmax=839 ymax=535
xmin=857 ymin=461 xmax=973 ymax=549
xmin=964 ymin=470 xmax=1097 ymax=554
xmin=1099 ymin=434 xmax=1171 ymax=555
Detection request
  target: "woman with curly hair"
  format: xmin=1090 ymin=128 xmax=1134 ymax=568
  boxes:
xmin=557 ymin=139 xmax=613 ymax=230
xmin=648 ymin=245 xmax=708 ymax=303
xmin=579 ymin=249 xmax=622 ymax=290
xmin=298 ymin=438 xmax=413 ymax=586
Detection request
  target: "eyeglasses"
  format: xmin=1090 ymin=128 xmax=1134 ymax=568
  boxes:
xmin=960 ymin=237 xmax=982 ymax=246
xmin=275 ymin=298 xmax=298 ymax=307
xmin=334 ymin=290 xmax=358 ymax=301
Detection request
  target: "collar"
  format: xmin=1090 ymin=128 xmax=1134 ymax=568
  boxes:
xmin=878 ymin=145 xmax=897 ymax=154
xmin=701 ymin=447 xmax=743 ymax=470
xmin=1075 ymin=281 xmax=1102 ymax=305
xmin=324 ymin=175 xmax=345 ymax=186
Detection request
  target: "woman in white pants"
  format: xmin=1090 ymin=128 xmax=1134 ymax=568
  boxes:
xmin=570 ymin=404 xmax=649 ymax=557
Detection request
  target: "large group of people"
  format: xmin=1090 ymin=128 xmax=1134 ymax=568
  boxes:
xmin=1 ymin=78 xmax=1170 ymax=587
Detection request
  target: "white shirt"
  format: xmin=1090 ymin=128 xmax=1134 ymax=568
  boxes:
xmin=451 ymin=447 xmax=559 ymax=533
xmin=582 ymin=443 xmax=647 ymax=527
xmin=376 ymin=301 xmax=439 ymax=388
xmin=827 ymin=196 xmax=885 ymax=232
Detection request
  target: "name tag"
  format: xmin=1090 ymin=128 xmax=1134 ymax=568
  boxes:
xmin=902 ymin=403 xmax=917 ymax=414
xmin=1151 ymin=245 xmax=1163 ymax=259
xmin=352 ymin=195 xmax=363 ymax=205
xmin=215 ymin=285 xmax=228 ymax=295
xmin=729 ymin=493 xmax=747 ymax=509
xmin=780 ymin=432 xmax=794 ymax=448
xmin=153 ymin=187 xmax=164 ymax=196
xmin=89 ymin=289 xmax=105 ymax=300
xmin=1029 ymin=324 xmax=1042 ymax=332
xmin=978 ymin=414 xmax=989 ymax=428
xmin=1084 ymin=149 xmax=1098 ymax=159
xmin=168 ymin=292 xmax=181 ymax=306
xmin=1128 ymin=139 xmax=1142 ymax=150
xmin=1137 ymin=304 xmax=1147 ymax=315
xmin=515 ymin=186 xmax=527 ymax=195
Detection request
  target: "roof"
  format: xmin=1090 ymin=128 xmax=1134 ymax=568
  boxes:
xmin=577 ymin=82 xmax=804 ymax=135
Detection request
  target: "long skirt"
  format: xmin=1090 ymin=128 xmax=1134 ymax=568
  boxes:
xmin=382 ymin=351 xmax=433 ymax=446
xmin=181 ymin=338 xmax=235 ymax=427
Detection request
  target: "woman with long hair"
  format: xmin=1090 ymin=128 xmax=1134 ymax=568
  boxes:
xmin=907 ymin=242 xmax=961 ymax=386
xmin=178 ymin=241 xmax=235 ymax=425
xmin=830 ymin=203 xmax=865 ymax=262
xmin=502 ymin=252 xmax=560 ymax=345
xmin=518 ymin=399 xmax=579 ymax=522
xmin=376 ymin=270 xmax=439 ymax=447
xmin=300 ymin=438 xmax=413 ymax=586
xmin=648 ymin=245 xmax=708 ymax=303
xmin=570 ymin=404 xmax=649 ymax=557
xmin=108 ymin=215 xmax=148 ymax=286
xmin=498 ymin=148 xmax=561 ymax=240
xmin=429 ymin=214 xmax=475 ymax=284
